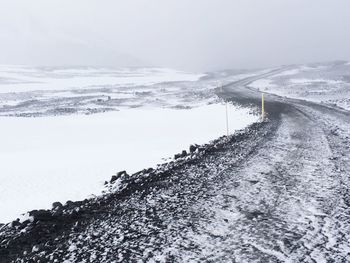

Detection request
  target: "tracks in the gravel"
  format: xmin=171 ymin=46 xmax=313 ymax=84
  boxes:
xmin=174 ymin=101 xmax=341 ymax=262
xmin=0 ymin=119 xmax=277 ymax=263
xmin=217 ymin=76 xmax=350 ymax=262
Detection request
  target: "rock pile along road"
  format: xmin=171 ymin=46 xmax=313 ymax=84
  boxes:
xmin=1 ymin=69 xmax=350 ymax=262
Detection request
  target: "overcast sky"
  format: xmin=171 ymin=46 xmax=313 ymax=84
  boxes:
xmin=1 ymin=0 xmax=350 ymax=71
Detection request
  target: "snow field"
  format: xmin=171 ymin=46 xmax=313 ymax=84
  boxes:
xmin=0 ymin=66 xmax=205 ymax=93
xmin=0 ymin=104 xmax=258 ymax=223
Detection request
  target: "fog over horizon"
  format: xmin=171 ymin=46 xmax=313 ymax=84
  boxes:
xmin=1 ymin=0 xmax=350 ymax=72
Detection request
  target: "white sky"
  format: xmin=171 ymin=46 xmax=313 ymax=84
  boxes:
xmin=1 ymin=0 xmax=350 ymax=71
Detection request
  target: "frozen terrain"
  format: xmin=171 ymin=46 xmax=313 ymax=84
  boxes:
xmin=249 ymin=61 xmax=350 ymax=110
xmin=0 ymin=66 xmax=207 ymax=116
xmin=0 ymin=104 xmax=257 ymax=223
xmin=0 ymin=66 xmax=261 ymax=223
xmin=2 ymin=64 xmax=350 ymax=262
xmin=0 ymin=66 xmax=205 ymax=93
xmin=0 ymin=66 xmax=267 ymax=117
xmin=2 ymin=62 xmax=350 ymax=262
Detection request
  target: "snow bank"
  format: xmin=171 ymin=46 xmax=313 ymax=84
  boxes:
xmin=0 ymin=104 xmax=258 ymax=223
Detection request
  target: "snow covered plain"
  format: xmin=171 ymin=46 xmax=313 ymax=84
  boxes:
xmin=0 ymin=65 xmax=205 ymax=93
xmin=0 ymin=66 xmax=260 ymax=223
xmin=248 ymin=61 xmax=350 ymax=110
xmin=3 ymin=63 xmax=350 ymax=262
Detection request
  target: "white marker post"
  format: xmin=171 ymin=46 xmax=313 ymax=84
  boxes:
xmin=261 ymin=93 xmax=265 ymax=121
xmin=226 ymin=102 xmax=229 ymax=136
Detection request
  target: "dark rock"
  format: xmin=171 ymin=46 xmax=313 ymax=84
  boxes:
xmin=65 ymin=201 xmax=75 ymax=208
xmin=197 ymin=146 xmax=205 ymax=152
xmin=175 ymin=150 xmax=187 ymax=160
xmin=145 ymin=168 xmax=154 ymax=173
xmin=20 ymin=219 xmax=31 ymax=227
xmin=245 ymin=210 xmax=265 ymax=220
xmin=52 ymin=202 xmax=63 ymax=209
xmin=29 ymin=210 xmax=52 ymax=222
xmin=52 ymin=209 xmax=63 ymax=217
xmin=189 ymin=144 xmax=198 ymax=153
xmin=131 ymin=170 xmax=143 ymax=178
xmin=174 ymin=153 xmax=182 ymax=160
xmin=110 ymin=175 xmax=118 ymax=183
xmin=247 ymin=180 xmax=259 ymax=185
xmin=117 ymin=171 xmax=127 ymax=177
xmin=111 ymin=171 xmax=129 ymax=183
xmin=73 ymin=201 xmax=84 ymax=206
xmin=11 ymin=219 xmax=21 ymax=228
xmin=174 ymin=150 xmax=187 ymax=160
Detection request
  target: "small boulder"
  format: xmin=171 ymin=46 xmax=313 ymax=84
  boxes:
xmin=117 ymin=170 xmax=128 ymax=177
xmin=145 ymin=168 xmax=154 ymax=173
xmin=52 ymin=202 xmax=63 ymax=210
xmin=29 ymin=209 xmax=52 ymax=222
xmin=65 ymin=200 xmax=75 ymax=208
xmin=111 ymin=171 xmax=129 ymax=183
xmin=110 ymin=175 xmax=118 ymax=183
xmin=10 ymin=219 xmax=21 ymax=228
xmin=174 ymin=153 xmax=182 ymax=160
xmin=189 ymin=145 xmax=198 ymax=153
xmin=175 ymin=150 xmax=187 ymax=160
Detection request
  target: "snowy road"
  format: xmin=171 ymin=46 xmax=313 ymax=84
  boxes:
xmin=1 ymin=71 xmax=350 ymax=262
xmin=215 ymin=83 xmax=350 ymax=262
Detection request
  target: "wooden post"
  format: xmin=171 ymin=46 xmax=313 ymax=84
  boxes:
xmin=261 ymin=93 xmax=265 ymax=121
xmin=226 ymin=102 xmax=229 ymax=136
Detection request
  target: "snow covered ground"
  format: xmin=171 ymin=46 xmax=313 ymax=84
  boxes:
xmin=0 ymin=67 xmax=268 ymax=117
xmin=248 ymin=61 xmax=350 ymax=110
xmin=0 ymin=65 xmax=205 ymax=93
xmin=3 ymin=63 xmax=350 ymax=262
xmin=0 ymin=66 xmax=260 ymax=223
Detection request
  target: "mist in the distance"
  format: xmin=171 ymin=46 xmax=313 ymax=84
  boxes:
xmin=1 ymin=0 xmax=350 ymax=71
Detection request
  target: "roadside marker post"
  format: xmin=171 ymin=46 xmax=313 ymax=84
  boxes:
xmin=261 ymin=93 xmax=265 ymax=121
xmin=226 ymin=102 xmax=229 ymax=136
